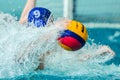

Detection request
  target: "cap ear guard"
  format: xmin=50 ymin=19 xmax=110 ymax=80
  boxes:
xmin=47 ymin=14 xmax=54 ymax=24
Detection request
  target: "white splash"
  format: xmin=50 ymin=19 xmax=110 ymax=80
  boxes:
xmin=109 ymin=31 xmax=120 ymax=42
xmin=0 ymin=12 xmax=119 ymax=79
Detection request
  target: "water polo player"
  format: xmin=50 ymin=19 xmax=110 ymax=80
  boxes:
xmin=19 ymin=0 xmax=53 ymax=27
xmin=18 ymin=0 xmax=55 ymax=70
xmin=17 ymin=0 xmax=115 ymax=70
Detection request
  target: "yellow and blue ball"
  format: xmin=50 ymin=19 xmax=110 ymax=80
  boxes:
xmin=58 ymin=20 xmax=88 ymax=51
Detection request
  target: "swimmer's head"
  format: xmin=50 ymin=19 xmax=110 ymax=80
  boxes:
xmin=28 ymin=7 xmax=54 ymax=27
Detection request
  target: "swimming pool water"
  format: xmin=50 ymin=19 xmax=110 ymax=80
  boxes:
xmin=0 ymin=5 xmax=120 ymax=80
xmin=12 ymin=28 xmax=120 ymax=80
xmin=88 ymin=28 xmax=120 ymax=65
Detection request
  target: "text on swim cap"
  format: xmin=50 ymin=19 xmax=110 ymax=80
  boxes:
xmin=34 ymin=10 xmax=40 ymax=18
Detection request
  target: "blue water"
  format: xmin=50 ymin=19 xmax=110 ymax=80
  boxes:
xmin=0 ymin=0 xmax=120 ymax=80
xmin=0 ymin=0 xmax=63 ymax=19
xmin=0 ymin=13 xmax=120 ymax=80
xmin=74 ymin=0 xmax=120 ymax=23
xmin=88 ymin=28 xmax=120 ymax=65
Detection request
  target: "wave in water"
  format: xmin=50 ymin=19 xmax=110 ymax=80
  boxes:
xmin=0 ymin=12 xmax=119 ymax=79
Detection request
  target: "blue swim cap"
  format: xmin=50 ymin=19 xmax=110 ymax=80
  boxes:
xmin=28 ymin=7 xmax=53 ymax=27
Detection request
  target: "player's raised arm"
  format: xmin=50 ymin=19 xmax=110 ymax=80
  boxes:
xmin=19 ymin=0 xmax=36 ymax=24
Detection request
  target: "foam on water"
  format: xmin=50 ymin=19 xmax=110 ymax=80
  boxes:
xmin=0 ymin=12 xmax=120 ymax=79
xmin=108 ymin=31 xmax=120 ymax=42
